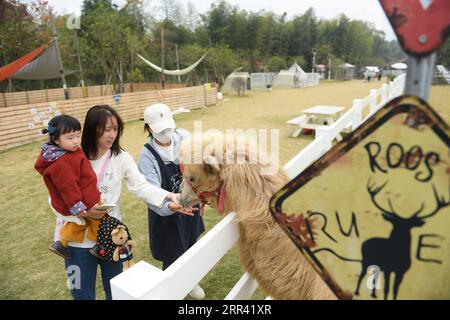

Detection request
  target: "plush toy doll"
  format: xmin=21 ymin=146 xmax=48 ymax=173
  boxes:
xmin=111 ymin=225 xmax=136 ymax=270
xmin=89 ymin=215 xmax=136 ymax=271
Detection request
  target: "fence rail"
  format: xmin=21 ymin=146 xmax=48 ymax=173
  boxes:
xmin=110 ymin=74 xmax=406 ymax=300
xmin=0 ymin=82 xmax=185 ymax=108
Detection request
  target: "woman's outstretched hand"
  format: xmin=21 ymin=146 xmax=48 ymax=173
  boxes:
xmin=167 ymin=192 xmax=181 ymax=204
xmin=168 ymin=202 xmax=198 ymax=216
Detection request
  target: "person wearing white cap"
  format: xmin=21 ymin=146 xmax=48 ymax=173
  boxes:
xmin=139 ymin=103 xmax=205 ymax=300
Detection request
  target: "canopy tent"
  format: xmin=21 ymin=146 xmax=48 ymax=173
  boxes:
xmin=223 ymin=71 xmax=251 ymax=93
xmin=12 ymin=41 xmax=75 ymax=80
xmin=0 ymin=41 xmax=50 ymax=82
xmin=365 ymin=66 xmax=380 ymax=73
xmin=336 ymin=63 xmax=355 ymax=80
xmin=273 ymin=63 xmax=307 ymax=88
xmin=137 ymin=52 xmax=208 ymax=76
xmin=433 ymin=65 xmax=450 ymax=84
xmin=391 ymin=62 xmax=408 ymax=70
xmin=361 ymin=66 xmax=381 ymax=79
xmin=340 ymin=63 xmax=355 ymax=68
xmin=289 ymin=62 xmax=306 ymax=74
xmin=292 ymin=63 xmax=308 ymax=87
xmin=0 ymin=40 xmax=76 ymax=82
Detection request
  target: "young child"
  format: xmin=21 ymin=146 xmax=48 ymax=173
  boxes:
xmin=35 ymin=115 xmax=104 ymax=259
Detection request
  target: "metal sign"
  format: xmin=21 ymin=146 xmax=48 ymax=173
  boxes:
xmin=270 ymin=96 xmax=450 ymax=299
xmin=379 ymin=0 xmax=450 ymax=57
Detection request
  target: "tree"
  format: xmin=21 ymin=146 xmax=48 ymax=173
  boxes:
xmin=79 ymin=0 xmax=149 ymax=91
xmin=231 ymin=76 xmax=246 ymax=96
xmin=2 ymin=0 xmax=437 ymax=92
xmin=267 ymin=56 xmax=286 ymax=71
xmin=287 ymin=56 xmax=306 ymax=69
xmin=185 ymin=1 xmax=200 ymax=30
xmin=206 ymin=44 xmax=238 ymax=89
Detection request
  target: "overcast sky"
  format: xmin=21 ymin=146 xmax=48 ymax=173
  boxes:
xmin=39 ymin=0 xmax=397 ymax=40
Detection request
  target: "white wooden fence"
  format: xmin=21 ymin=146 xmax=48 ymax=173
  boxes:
xmin=111 ymin=74 xmax=406 ymax=300
xmin=304 ymin=73 xmax=321 ymax=87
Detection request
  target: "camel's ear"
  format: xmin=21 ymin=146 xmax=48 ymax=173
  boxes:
xmin=203 ymin=156 xmax=220 ymax=175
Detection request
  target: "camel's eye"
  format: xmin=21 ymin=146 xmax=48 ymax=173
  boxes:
xmin=185 ymin=176 xmax=195 ymax=184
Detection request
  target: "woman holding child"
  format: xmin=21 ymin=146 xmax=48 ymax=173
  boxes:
xmin=36 ymin=104 xmax=191 ymax=300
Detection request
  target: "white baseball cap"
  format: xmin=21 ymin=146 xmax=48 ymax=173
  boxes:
xmin=143 ymin=103 xmax=176 ymax=133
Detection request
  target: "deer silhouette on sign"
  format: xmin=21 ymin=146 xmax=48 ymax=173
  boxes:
xmin=354 ymin=179 xmax=450 ymax=300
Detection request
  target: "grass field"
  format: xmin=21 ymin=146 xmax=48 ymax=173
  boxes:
xmin=0 ymin=80 xmax=448 ymax=299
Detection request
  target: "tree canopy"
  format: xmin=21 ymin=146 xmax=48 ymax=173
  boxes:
xmin=1 ymin=0 xmax=447 ymax=92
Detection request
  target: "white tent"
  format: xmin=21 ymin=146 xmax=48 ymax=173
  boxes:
xmin=289 ymin=62 xmax=305 ymax=74
xmin=340 ymin=63 xmax=355 ymax=68
xmin=391 ymin=62 xmax=407 ymax=70
xmin=362 ymin=66 xmax=380 ymax=79
xmin=223 ymin=71 xmax=251 ymax=94
xmin=434 ymin=65 xmax=450 ymax=84
xmin=290 ymin=62 xmax=308 ymax=87
xmin=336 ymin=63 xmax=355 ymax=80
xmin=250 ymin=73 xmax=275 ymax=90
xmin=365 ymin=66 xmax=380 ymax=73
xmin=273 ymin=63 xmax=307 ymax=88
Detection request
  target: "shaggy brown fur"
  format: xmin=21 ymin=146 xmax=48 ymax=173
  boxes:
xmin=179 ymin=133 xmax=336 ymax=300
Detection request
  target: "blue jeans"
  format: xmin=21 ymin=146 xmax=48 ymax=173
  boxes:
xmin=64 ymin=246 xmax=123 ymax=300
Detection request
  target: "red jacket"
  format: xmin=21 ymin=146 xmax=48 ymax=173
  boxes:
xmin=35 ymin=145 xmax=100 ymax=216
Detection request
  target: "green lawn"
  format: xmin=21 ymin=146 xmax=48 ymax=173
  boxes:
xmin=1 ymin=80 xmax=448 ymax=299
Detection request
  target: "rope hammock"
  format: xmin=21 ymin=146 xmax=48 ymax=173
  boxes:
xmin=136 ymin=51 xmax=208 ymax=76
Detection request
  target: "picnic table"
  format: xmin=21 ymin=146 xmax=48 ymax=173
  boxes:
xmin=287 ymin=105 xmax=346 ymax=141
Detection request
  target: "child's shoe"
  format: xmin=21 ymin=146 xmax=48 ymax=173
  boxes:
xmin=49 ymin=241 xmax=71 ymax=259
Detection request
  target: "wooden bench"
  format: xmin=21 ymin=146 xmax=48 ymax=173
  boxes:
xmin=287 ymin=115 xmax=310 ymax=137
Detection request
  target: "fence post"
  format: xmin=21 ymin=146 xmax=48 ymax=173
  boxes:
xmin=392 ymin=78 xmax=397 ymax=97
xmin=369 ymin=89 xmax=377 ymax=114
xmin=315 ymin=128 xmax=332 ymax=153
xmin=389 ymin=81 xmax=395 ymax=98
xmin=352 ymin=99 xmax=362 ymax=130
xmin=381 ymin=84 xmax=388 ymax=104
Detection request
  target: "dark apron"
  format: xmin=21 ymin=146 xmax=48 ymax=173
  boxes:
xmin=144 ymin=143 xmax=204 ymax=268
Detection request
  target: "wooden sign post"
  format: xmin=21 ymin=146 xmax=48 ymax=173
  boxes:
xmin=270 ymin=0 xmax=450 ymax=299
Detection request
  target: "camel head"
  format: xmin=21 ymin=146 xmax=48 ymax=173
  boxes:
xmin=179 ymin=132 xmax=288 ymax=216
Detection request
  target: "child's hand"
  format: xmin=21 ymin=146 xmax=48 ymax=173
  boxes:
xmin=83 ymin=207 xmax=106 ymax=219
xmin=167 ymin=192 xmax=181 ymax=204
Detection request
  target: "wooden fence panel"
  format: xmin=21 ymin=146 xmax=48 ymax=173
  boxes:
xmin=0 ymin=85 xmax=216 ymax=152
xmin=0 ymin=82 xmax=187 ymax=108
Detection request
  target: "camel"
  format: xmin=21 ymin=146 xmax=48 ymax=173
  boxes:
xmin=178 ymin=132 xmax=336 ymax=300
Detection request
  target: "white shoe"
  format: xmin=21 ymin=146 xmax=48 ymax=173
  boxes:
xmin=188 ymin=284 xmax=205 ymax=300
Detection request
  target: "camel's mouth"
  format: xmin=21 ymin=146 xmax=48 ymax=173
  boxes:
xmin=180 ymin=179 xmax=227 ymax=215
